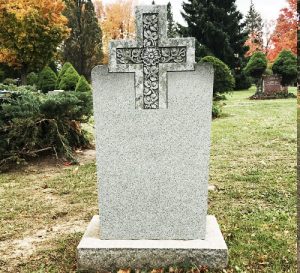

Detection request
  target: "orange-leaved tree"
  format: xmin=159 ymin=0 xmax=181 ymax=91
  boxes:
xmin=96 ymin=0 xmax=136 ymax=63
xmin=267 ymin=0 xmax=297 ymax=62
xmin=0 ymin=0 xmax=69 ymax=83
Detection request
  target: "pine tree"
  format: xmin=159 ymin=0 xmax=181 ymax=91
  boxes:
xmin=167 ymin=2 xmax=178 ymax=38
xmin=38 ymin=67 xmax=57 ymax=93
xmin=244 ymin=51 xmax=267 ymax=93
xmin=75 ymin=75 xmax=92 ymax=92
xmin=244 ymin=0 xmax=264 ymax=55
xmin=272 ymin=50 xmax=297 ymax=90
xmin=62 ymin=0 xmax=102 ymax=80
xmin=57 ymin=62 xmax=72 ymax=87
xmin=59 ymin=66 xmax=80 ymax=91
xmin=180 ymin=0 xmax=248 ymax=70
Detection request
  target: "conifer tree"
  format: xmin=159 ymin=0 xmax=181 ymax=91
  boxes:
xmin=167 ymin=2 xmax=178 ymax=38
xmin=59 ymin=65 xmax=80 ymax=91
xmin=75 ymin=75 xmax=92 ymax=92
xmin=62 ymin=0 xmax=102 ymax=80
xmin=272 ymin=50 xmax=297 ymax=90
xmin=57 ymin=62 xmax=72 ymax=87
xmin=245 ymin=51 xmax=267 ymax=93
xmin=180 ymin=0 xmax=248 ymax=70
xmin=38 ymin=67 xmax=57 ymax=93
xmin=244 ymin=0 xmax=264 ymax=55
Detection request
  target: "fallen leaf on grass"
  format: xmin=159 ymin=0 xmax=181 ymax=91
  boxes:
xmin=73 ymin=167 xmax=79 ymax=174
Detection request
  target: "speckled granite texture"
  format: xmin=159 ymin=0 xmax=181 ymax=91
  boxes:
xmin=92 ymin=64 xmax=213 ymax=240
xmin=109 ymin=5 xmax=195 ymax=109
xmin=77 ymin=215 xmax=228 ymax=272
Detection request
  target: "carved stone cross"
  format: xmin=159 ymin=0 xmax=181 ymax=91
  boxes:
xmin=109 ymin=5 xmax=195 ymax=109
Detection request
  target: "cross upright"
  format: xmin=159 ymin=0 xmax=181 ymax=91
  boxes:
xmin=109 ymin=5 xmax=195 ymax=109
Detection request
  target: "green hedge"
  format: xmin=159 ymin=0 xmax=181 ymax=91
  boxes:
xmin=58 ymin=65 xmax=80 ymax=91
xmin=200 ymin=56 xmax=235 ymax=96
xmin=244 ymin=52 xmax=267 ymax=79
xmin=272 ymin=50 xmax=297 ymax=86
xmin=38 ymin=66 xmax=57 ymax=93
xmin=75 ymin=76 xmax=92 ymax=93
xmin=27 ymin=72 xmax=39 ymax=86
xmin=57 ymin=62 xmax=72 ymax=88
xmin=0 ymin=85 xmax=93 ymax=171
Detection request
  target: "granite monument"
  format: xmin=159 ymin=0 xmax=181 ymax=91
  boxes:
xmin=263 ymin=75 xmax=283 ymax=95
xmin=77 ymin=5 xmax=228 ymax=271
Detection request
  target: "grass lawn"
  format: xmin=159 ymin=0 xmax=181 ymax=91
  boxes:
xmin=0 ymin=87 xmax=297 ymax=273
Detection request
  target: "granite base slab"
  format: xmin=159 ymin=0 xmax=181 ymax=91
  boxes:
xmin=77 ymin=215 xmax=228 ymax=272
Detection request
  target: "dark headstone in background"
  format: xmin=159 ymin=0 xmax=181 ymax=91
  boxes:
xmin=263 ymin=75 xmax=283 ymax=94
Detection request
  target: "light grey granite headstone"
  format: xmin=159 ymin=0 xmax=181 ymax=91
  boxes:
xmin=77 ymin=5 xmax=228 ymax=271
xmin=93 ymin=64 xmax=212 ymax=240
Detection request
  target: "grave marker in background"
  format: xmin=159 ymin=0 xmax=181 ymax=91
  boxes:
xmin=263 ymin=75 xmax=283 ymax=95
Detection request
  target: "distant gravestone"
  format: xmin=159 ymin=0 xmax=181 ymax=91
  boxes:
xmin=77 ymin=5 xmax=228 ymax=271
xmin=263 ymin=75 xmax=283 ymax=95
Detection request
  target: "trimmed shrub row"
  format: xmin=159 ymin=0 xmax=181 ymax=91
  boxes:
xmin=25 ymin=62 xmax=91 ymax=93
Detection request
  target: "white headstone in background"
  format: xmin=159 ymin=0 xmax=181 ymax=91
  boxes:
xmin=77 ymin=5 xmax=228 ymax=271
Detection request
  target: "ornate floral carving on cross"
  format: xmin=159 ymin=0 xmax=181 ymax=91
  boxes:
xmin=109 ymin=5 xmax=195 ymax=109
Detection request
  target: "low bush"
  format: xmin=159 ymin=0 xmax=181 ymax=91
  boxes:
xmin=38 ymin=66 xmax=57 ymax=93
xmin=234 ymin=70 xmax=252 ymax=90
xmin=212 ymin=101 xmax=223 ymax=118
xmin=75 ymin=76 xmax=92 ymax=93
xmin=250 ymin=92 xmax=296 ymax=100
xmin=200 ymin=56 xmax=235 ymax=97
xmin=58 ymin=65 xmax=80 ymax=91
xmin=27 ymin=72 xmax=39 ymax=86
xmin=0 ymin=87 xmax=93 ymax=171
xmin=3 ymin=78 xmax=18 ymax=85
xmin=57 ymin=62 xmax=72 ymax=87
xmin=0 ymin=84 xmax=37 ymax=93
xmin=272 ymin=50 xmax=297 ymax=88
xmin=0 ymin=83 xmax=17 ymax=91
xmin=244 ymin=52 xmax=267 ymax=93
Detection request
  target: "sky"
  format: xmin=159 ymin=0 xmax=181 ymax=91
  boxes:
xmin=102 ymin=0 xmax=288 ymax=25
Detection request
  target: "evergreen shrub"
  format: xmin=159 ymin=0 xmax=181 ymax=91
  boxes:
xmin=75 ymin=76 xmax=92 ymax=93
xmin=3 ymin=78 xmax=18 ymax=85
xmin=0 ymin=87 xmax=93 ymax=171
xmin=234 ymin=70 xmax=252 ymax=90
xmin=38 ymin=66 xmax=57 ymax=93
xmin=59 ymin=65 xmax=80 ymax=91
xmin=244 ymin=51 xmax=267 ymax=93
xmin=245 ymin=52 xmax=267 ymax=78
xmin=200 ymin=56 xmax=235 ymax=96
xmin=272 ymin=50 xmax=297 ymax=87
xmin=27 ymin=72 xmax=39 ymax=86
xmin=57 ymin=62 xmax=72 ymax=87
xmin=212 ymin=101 xmax=223 ymax=118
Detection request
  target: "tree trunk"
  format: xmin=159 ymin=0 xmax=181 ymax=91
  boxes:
xmin=20 ymin=69 xmax=27 ymax=85
xmin=255 ymin=78 xmax=263 ymax=93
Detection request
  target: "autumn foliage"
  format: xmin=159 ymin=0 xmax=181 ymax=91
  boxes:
xmin=0 ymin=0 xmax=69 ymax=81
xmin=95 ymin=0 xmax=136 ymax=63
xmin=245 ymin=32 xmax=264 ymax=57
xmin=267 ymin=0 xmax=297 ymax=61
